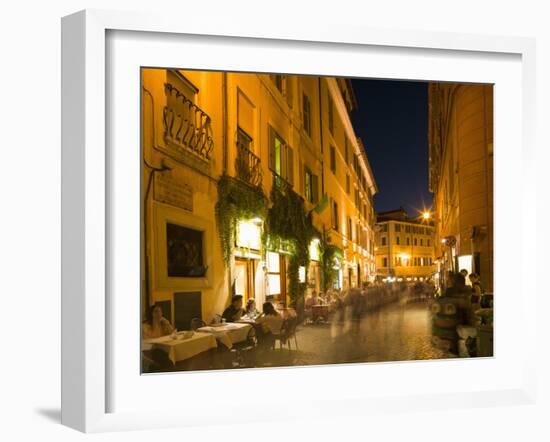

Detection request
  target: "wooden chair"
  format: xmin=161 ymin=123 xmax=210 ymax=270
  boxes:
xmin=273 ymin=317 xmax=298 ymax=351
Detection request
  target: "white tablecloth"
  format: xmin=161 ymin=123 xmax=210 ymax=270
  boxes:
xmin=197 ymin=323 xmax=252 ymax=349
xmin=143 ymin=332 xmax=217 ymax=364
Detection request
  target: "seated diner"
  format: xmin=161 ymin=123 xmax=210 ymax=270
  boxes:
xmin=222 ymin=294 xmax=246 ymax=323
xmin=245 ymin=298 xmax=260 ymax=318
xmin=142 ymin=303 xmax=174 ymax=339
xmin=255 ymin=302 xmax=284 ymax=348
xmin=141 ymin=303 xmax=175 ymax=372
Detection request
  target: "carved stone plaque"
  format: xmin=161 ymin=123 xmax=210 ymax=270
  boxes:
xmin=154 ymin=172 xmax=193 ymax=212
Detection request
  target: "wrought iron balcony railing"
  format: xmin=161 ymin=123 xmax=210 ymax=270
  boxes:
xmin=163 ymin=83 xmax=214 ymax=161
xmin=235 ymin=139 xmax=262 ymax=187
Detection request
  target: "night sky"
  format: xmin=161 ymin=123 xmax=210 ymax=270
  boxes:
xmin=350 ymin=79 xmax=432 ymax=216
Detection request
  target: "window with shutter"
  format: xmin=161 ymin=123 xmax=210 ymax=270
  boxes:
xmin=344 ymin=137 xmax=349 ymax=165
xmin=299 ymin=160 xmax=304 ymax=194
xmin=268 ymin=127 xmax=276 ymax=170
xmin=330 ymin=145 xmax=336 ymax=174
xmin=304 ymin=167 xmax=312 ymax=202
xmin=269 ymin=126 xmax=288 ymax=181
xmin=311 ymin=174 xmax=319 ymax=203
xmin=286 ymin=146 xmax=294 ymax=186
xmin=328 ymin=95 xmax=334 ymax=135
xmin=302 ymin=93 xmax=311 ymax=136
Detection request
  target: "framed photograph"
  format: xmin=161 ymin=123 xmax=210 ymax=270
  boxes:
xmin=61 ymin=9 xmax=537 ymax=433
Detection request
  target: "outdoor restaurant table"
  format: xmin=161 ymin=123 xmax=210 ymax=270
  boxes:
xmin=142 ymin=332 xmax=217 ymax=364
xmin=197 ymin=322 xmax=252 ymax=349
xmin=235 ymin=316 xmax=258 ymax=325
xmin=312 ymin=304 xmax=329 ymax=321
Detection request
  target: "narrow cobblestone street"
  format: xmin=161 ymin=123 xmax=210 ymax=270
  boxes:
xmin=261 ymin=300 xmax=449 ymax=368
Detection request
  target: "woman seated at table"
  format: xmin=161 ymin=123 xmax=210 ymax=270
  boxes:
xmin=255 ymin=302 xmax=284 ymax=348
xmin=142 ymin=303 xmax=174 ymax=339
xmin=245 ymin=298 xmax=260 ymax=318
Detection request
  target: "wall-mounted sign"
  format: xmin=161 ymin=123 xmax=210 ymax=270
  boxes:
xmin=154 ymin=172 xmax=193 ymax=212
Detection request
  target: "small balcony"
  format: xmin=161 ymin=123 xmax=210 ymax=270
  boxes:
xmin=235 ymin=137 xmax=262 ymax=187
xmin=162 ymin=83 xmax=214 ymax=162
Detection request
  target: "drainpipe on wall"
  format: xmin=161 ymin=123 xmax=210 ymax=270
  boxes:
xmin=143 ymin=161 xmax=171 ymax=310
xmin=222 ymin=72 xmax=228 ymax=174
xmin=318 ymin=77 xmax=325 ymax=196
xmin=221 ymin=71 xmax=233 ymax=305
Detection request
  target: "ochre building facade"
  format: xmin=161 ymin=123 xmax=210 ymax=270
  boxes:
xmin=374 ymin=208 xmax=435 ymax=281
xmin=141 ymin=69 xmax=378 ymax=327
xmin=428 ymin=83 xmax=494 ymax=292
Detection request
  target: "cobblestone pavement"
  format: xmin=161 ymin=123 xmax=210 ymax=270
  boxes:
xmin=260 ymin=300 xmax=450 ymax=368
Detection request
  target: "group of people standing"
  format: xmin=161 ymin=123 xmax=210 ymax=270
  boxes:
xmin=439 ymin=269 xmax=489 ymax=324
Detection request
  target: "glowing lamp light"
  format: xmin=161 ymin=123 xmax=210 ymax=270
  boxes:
xmin=422 ymin=211 xmax=431 ymax=220
xmin=441 ymin=238 xmax=447 ymax=245
xmin=298 ymin=266 xmax=306 ymax=283
xmin=236 ymin=220 xmax=261 ymax=250
xmin=308 ymin=238 xmax=320 ymax=261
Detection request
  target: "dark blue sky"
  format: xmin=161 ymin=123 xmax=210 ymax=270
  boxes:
xmin=350 ymin=79 xmax=432 ymax=216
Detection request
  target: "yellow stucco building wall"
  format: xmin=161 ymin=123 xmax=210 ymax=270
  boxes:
xmin=374 ymin=217 xmax=436 ymax=281
xmin=428 ymin=83 xmax=494 ymax=292
xmin=141 ymin=68 xmax=378 ymax=328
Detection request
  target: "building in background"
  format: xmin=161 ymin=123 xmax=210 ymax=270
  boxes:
xmin=428 ymin=83 xmax=493 ymax=293
xmin=374 ymin=208 xmax=435 ymax=282
xmin=141 ymin=69 xmax=377 ymax=328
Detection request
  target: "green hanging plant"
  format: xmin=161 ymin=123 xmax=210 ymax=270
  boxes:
xmin=266 ymin=176 xmax=318 ymax=308
xmin=215 ymin=175 xmax=268 ymax=267
xmin=319 ymin=227 xmax=343 ymax=292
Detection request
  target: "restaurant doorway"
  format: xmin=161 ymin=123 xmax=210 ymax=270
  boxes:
xmin=234 ymin=258 xmax=257 ymax=303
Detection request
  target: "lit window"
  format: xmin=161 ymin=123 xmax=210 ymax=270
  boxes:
xmin=267 ymin=251 xmax=281 ymax=297
xmin=309 ymin=239 xmax=320 ymax=261
xmin=269 ymin=126 xmax=293 ymax=185
xmin=236 ymin=220 xmax=261 ymax=251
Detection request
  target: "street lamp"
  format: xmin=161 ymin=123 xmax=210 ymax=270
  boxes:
xmin=422 ymin=211 xmax=431 ymax=220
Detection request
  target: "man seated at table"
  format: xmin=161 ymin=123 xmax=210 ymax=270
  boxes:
xmin=222 ymin=295 xmax=246 ymax=323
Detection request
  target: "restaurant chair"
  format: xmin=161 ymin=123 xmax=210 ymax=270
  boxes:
xmin=231 ymin=326 xmax=257 ymax=368
xmin=190 ymin=318 xmax=206 ymax=331
xmin=273 ymin=317 xmax=298 ymax=351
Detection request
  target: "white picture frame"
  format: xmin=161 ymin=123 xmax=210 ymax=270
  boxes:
xmin=61 ymin=9 xmax=537 ymax=433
